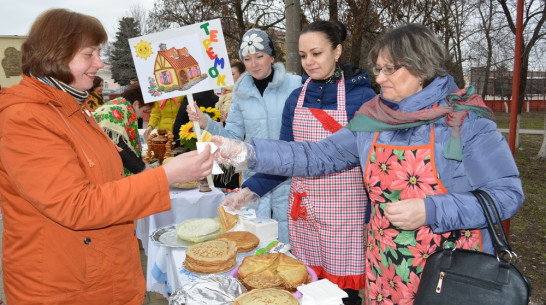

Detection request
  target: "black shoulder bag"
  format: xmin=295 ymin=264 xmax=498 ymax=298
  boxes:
xmin=414 ymin=190 xmax=531 ymax=305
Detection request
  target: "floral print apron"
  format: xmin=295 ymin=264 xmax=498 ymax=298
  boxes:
xmin=363 ymin=124 xmax=482 ymax=304
xmin=289 ymin=76 xmax=368 ymax=289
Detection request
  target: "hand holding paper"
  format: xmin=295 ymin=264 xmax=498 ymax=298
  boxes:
xmin=196 ymin=142 xmax=224 ymax=175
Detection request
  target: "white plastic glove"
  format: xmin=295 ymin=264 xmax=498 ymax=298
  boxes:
xmin=211 ymin=136 xmax=256 ymax=171
xmin=222 ymin=187 xmax=260 ymax=211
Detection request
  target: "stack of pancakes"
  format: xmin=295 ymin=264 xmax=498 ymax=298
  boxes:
xmin=237 ymin=253 xmax=310 ymax=292
xmin=216 ymin=231 xmax=259 ymax=252
xmin=233 ymin=288 xmax=299 ymax=305
xmin=184 ymin=239 xmax=237 ymax=273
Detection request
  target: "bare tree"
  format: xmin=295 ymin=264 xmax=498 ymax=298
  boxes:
xmin=497 ymin=0 xmax=546 ymax=113
xmin=476 ymin=0 xmax=496 ymax=97
xmin=147 ymin=0 xmax=286 ymax=60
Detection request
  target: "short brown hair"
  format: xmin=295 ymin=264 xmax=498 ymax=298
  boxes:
xmin=22 ymin=9 xmax=107 ymax=84
xmin=122 ymin=84 xmax=145 ymax=108
xmin=368 ymin=23 xmax=448 ymax=87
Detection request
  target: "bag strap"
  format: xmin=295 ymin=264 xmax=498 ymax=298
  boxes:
xmin=471 ymin=190 xmax=517 ymax=262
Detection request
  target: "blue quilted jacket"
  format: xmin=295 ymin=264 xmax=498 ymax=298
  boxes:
xmin=249 ymin=75 xmax=524 ymax=254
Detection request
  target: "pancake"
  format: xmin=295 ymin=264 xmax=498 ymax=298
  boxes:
xmin=237 ymin=253 xmax=309 ymax=292
xmin=233 ymin=288 xmax=299 ymax=305
xmin=216 ymin=231 xmax=259 ymax=252
xmin=277 ymin=253 xmax=310 ymax=289
xmin=176 ymin=217 xmax=221 ymax=243
xmin=185 ymin=239 xmax=237 ymax=273
xmin=217 ymin=206 xmax=238 ymax=231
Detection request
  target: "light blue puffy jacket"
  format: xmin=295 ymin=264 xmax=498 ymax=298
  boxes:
xmin=206 ymin=62 xmax=301 ymax=243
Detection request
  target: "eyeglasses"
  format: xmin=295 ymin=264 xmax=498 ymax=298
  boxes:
xmin=372 ymin=65 xmax=402 ymax=76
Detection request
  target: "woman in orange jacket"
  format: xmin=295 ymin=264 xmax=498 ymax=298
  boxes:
xmin=0 ymin=9 xmax=212 ymax=305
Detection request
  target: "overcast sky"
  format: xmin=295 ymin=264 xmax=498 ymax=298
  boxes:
xmin=0 ymin=1 xmax=156 ymax=40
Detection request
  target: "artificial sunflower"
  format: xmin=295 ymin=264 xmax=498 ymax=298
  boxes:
xmin=178 ymin=106 xmax=222 ymax=152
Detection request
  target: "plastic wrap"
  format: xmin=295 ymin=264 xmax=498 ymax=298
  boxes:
xmin=212 ymin=136 xmax=256 ymax=171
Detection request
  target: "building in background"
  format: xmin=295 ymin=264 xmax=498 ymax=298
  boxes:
xmin=0 ymin=35 xmax=25 ymax=88
xmin=1 ymin=35 xmax=121 ymax=98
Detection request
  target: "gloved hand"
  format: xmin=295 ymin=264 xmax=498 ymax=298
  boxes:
xmin=211 ymin=136 xmax=256 ymax=171
xmin=222 ymin=187 xmax=260 ymax=211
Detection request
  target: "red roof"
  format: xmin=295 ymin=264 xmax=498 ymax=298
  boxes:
xmin=157 ymin=47 xmax=198 ymax=70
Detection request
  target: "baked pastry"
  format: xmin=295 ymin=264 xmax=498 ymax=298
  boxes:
xmin=277 ymin=253 xmax=309 ymax=290
xmin=233 ymin=288 xmax=299 ymax=305
xmin=217 ymin=206 xmax=238 ymax=231
xmin=237 ymin=253 xmax=310 ymax=292
xmin=185 ymin=239 xmax=237 ymax=273
xmin=216 ymin=231 xmax=259 ymax=252
xmin=176 ymin=217 xmax=221 ymax=243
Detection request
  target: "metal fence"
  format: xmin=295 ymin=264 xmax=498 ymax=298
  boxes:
xmin=469 ymin=68 xmax=546 ymax=112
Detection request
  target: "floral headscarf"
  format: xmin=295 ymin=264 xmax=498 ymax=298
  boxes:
xmin=93 ymin=97 xmax=142 ymax=175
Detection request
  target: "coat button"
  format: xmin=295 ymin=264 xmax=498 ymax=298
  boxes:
xmin=84 ymin=237 xmax=91 ymax=245
xmin=317 ymin=99 xmax=321 ymax=103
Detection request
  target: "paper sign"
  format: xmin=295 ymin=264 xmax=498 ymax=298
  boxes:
xmin=129 ymin=19 xmax=233 ymax=103
xmin=196 ymin=142 xmax=224 ymax=175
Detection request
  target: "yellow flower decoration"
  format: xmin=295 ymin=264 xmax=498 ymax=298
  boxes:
xmin=178 ymin=106 xmax=222 ymax=152
xmin=200 ymin=106 xmax=222 ymax=121
xmin=179 ymin=122 xmax=196 ymax=141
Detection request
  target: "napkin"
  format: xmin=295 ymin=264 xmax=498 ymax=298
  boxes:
xmin=196 ymin=142 xmax=223 ymax=175
xmin=297 ymin=279 xmax=348 ymax=305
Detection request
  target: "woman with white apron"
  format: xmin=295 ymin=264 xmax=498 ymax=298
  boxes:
xmin=224 ymin=20 xmax=376 ymax=304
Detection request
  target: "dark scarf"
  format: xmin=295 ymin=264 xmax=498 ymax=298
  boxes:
xmin=345 ymin=86 xmax=494 ymax=161
xmin=253 ymin=68 xmax=275 ymax=96
xmin=35 ymin=75 xmax=89 ymax=104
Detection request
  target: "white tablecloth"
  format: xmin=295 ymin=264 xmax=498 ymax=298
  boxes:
xmin=136 ymin=186 xmax=225 ymax=296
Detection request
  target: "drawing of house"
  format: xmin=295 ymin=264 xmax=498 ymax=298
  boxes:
xmin=154 ymin=43 xmax=202 ymax=92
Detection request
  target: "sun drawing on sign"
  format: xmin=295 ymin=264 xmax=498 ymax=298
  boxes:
xmin=134 ymin=39 xmax=153 ymax=60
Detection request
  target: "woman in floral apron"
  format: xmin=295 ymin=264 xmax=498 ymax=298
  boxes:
xmin=212 ymin=24 xmax=524 ymax=305
xmin=220 ymin=21 xmax=375 ymax=304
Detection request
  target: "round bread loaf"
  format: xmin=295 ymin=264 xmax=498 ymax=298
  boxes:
xmin=185 ymin=239 xmax=237 ymax=273
xmin=233 ymin=288 xmax=299 ymax=305
xmin=216 ymin=231 xmax=259 ymax=252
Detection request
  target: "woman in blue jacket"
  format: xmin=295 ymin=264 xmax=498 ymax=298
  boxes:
xmin=187 ymin=28 xmax=301 ymax=243
xmin=224 ymin=21 xmax=375 ymax=305
xmin=213 ymin=24 xmax=524 ymax=305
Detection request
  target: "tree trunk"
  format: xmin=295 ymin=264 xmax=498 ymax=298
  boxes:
xmin=284 ymin=0 xmax=301 ymax=74
xmin=537 ymin=132 xmax=546 ymax=159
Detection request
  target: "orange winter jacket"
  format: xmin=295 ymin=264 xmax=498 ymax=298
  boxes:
xmin=0 ymin=76 xmax=171 ymax=304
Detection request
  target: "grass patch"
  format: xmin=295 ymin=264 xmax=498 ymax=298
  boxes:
xmin=495 ymin=111 xmax=546 ymax=304
xmin=495 ymin=111 xmax=546 ymax=130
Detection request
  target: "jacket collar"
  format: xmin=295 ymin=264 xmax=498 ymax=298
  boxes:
xmin=233 ymin=62 xmax=288 ymax=99
xmin=0 ymin=75 xmax=82 ymax=117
